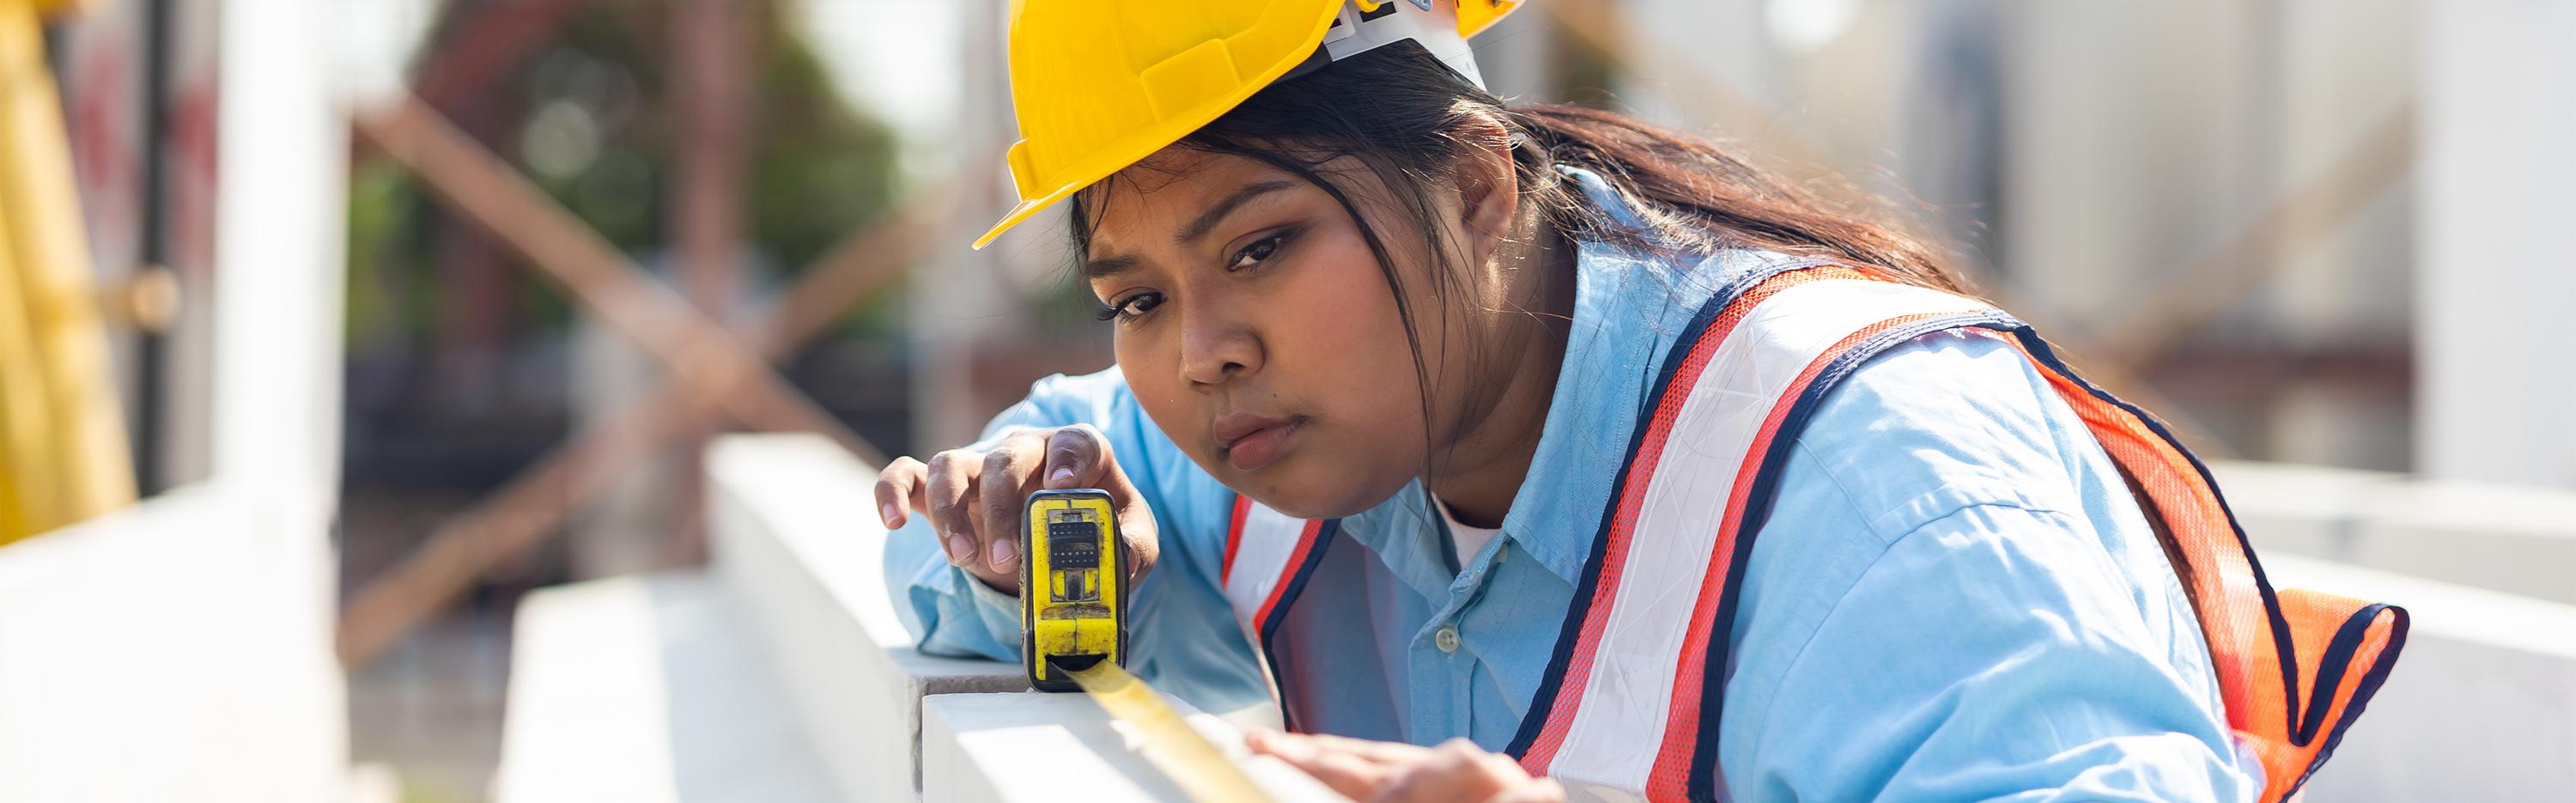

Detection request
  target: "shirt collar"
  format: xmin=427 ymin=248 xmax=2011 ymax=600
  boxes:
xmin=1488 ymin=167 xmax=1650 ymax=582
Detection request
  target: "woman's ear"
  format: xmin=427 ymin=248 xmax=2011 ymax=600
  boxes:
xmin=1450 ymin=113 xmax=1522 ymax=268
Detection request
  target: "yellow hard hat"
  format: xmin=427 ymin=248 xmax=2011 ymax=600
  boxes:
xmin=974 ymin=0 xmax=1522 ymax=249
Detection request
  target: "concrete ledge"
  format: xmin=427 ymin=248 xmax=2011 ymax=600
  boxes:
xmin=494 ymin=573 xmax=836 ymax=802
xmin=708 ymin=435 xmax=1024 ymax=801
xmin=2263 ymin=554 xmax=2576 ymax=800
xmin=2216 ymin=460 xmax=2576 ymax=605
xmin=922 ymin=691 xmax=1343 ymax=803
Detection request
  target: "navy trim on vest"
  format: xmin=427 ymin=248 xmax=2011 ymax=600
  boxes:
xmin=2292 ymin=602 xmax=2408 ymax=794
xmin=1996 ymin=325 xmax=2407 ymax=801
xmin=1258 ymin=519 xmax=1342 ymax=733
xmin=1501 ymin=257 xmax=1822 ymax=761
xmin=1994 ymin=329 xmax=2313 ymax=733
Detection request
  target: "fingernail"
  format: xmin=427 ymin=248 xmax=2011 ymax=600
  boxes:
xmin=945 ymin=534 xmax=973 ymax=564
xmin=1048 ymin=466 xmax=1075 ymax=485
xmin=988 ymin=538 xmax=1018 ymax=569
xmin=882 ymin=503 xmax=903 ymax=527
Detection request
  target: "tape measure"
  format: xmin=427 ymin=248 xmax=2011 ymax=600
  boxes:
xmin=1022 ymin=490 xmax=1128 ymax=691
xmin=1024 ymin=490 xmax=1277 ymax=801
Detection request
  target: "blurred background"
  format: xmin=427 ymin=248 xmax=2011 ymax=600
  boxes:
xmin=2 ymin=0 xmax=2570 ymax=800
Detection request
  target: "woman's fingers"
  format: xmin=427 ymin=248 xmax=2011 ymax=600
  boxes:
xmin=874 ymin=456 xmax=927 ymax=529
xmin=975 ymin=432 xmax=1050 ymax=575
xmin=1376 ymin=739 xmax=1529 ymax=803
xmin=1249 ymin=732 xmax=1558 ymax=803
xmin=1036 ymin=424 xmax=1159 ymax=582
xmin=1077 ymin=429 xmax=1170 ymax=579
xmin=890 ymin=424 xmax=1154 ymax=592
xmin=1042 ymin=424 xmax=1109 ymax=489
xmin=923 ymin=449 xmax=981 ymax=566
xmin=1248 ymin=730 xmax=1400 ymax=801
xmin=1098 ymin=455 xmax=1160 ymax=582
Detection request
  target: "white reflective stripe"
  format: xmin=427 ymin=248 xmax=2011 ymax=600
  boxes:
xmin=1545 ymin=279 xmax=1991 ymax=789
xmin=1222 ymin=500 xmax=1312 ymax=634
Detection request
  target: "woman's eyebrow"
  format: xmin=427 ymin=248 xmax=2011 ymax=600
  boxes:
xmin=1086 ymin=179 xmax=1297 ymax=279
xmin=1082 ymin=253 xmax=1140 ymax=281
xmin=1176 ymin=180 xmax=1297 ymax=246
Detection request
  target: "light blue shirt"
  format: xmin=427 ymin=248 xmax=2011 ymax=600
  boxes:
xmin=886 ymin=173 xmax=2257 ymax=801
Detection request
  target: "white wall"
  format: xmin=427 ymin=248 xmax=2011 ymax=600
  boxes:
xmin=0 ymin=0 xmax=350 ymax=797
xmin=2417 ymin=0 xmax=2576 ymax=490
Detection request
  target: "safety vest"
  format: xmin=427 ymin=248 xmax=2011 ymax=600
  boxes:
xmin=1218 ymin=264 xmax=2407 ymax=802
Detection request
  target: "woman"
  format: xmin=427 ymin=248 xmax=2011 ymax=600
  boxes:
xmin=875 ymin=3 xmax=2403 ymax=801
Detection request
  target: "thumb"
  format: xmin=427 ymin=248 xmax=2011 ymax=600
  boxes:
xmin=1042 ymin=424 xmax=1109 ymax=490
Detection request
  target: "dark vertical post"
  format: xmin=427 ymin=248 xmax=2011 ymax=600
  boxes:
xmin=134 ymin=0 xmax=172 ymax=494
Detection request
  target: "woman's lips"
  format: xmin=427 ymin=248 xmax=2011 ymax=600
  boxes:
xmin=1220 ymin=418 xmax=1302 ymax=472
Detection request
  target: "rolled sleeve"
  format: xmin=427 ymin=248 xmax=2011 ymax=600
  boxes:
xmin=900 ymin=530 xmax=1029 ymax=660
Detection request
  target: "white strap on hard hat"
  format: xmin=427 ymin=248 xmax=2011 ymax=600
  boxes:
xmin=1296 ymin=0 xmax=1489 ymax=90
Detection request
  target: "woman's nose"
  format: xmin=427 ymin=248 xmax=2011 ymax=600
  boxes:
xmin=1178 ymin=307 xmax=1261 ymax=388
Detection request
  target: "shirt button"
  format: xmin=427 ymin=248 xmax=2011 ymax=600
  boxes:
xmin=1434 ymin=626 xmax=1461 ymax=654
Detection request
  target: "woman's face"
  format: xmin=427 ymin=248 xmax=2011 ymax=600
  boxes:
xmin=1082 ymin=149 xmax=1468 ymax=520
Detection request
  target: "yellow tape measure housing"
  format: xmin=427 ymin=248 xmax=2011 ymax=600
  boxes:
xmin=1023 ymin=490 xmax=1126 ymax=691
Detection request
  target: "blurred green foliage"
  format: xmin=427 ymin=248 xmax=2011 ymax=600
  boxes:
xmin=346 ymin=2 xmax=906 ymax=351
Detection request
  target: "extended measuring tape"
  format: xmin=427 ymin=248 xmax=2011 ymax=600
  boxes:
xmin=1060 ymin=660 xmax=1274 ymax=802
xmin=1023 ymin=490 xmax=1275 ymax=801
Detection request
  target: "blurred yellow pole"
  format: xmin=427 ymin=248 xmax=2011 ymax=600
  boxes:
xmin=0 ymin=164 xmax=39 ymax=538
xmin=0 ymin=0 xmax=136 ymax=544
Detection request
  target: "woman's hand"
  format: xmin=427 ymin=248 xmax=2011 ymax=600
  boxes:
xmin=874 ymin=423 xmax=1158 ymax=594
xmin=1247 ymin=731 xmax=1565 ymax=803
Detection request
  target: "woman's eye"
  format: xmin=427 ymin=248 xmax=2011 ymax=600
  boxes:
xmin=1229 ymin=230 xmax=1292 ymax=271
xmin=1095 ymin=292 xmax=1163 ymax=323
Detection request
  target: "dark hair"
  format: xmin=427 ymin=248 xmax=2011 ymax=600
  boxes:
xmin=1070 ymin=42 xmax=1970 ymax=473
